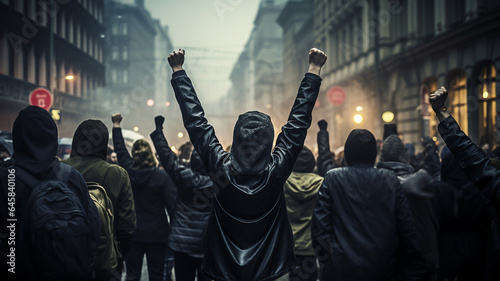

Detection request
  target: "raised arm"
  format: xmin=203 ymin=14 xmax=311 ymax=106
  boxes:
xmin=168 ymin=50 xmax=227 ymax=173
xmin=150 ymin=115 xmax=206 ymax=188
xmin=430 ymin=87 xmax=500 ymax=215
xmin=317 ymin=119 xmax=335 ymax=177
xmin=111 ymin=113 xmax=135 ymax=172
xmin=273 ymin=48 xmax=326 ymax=178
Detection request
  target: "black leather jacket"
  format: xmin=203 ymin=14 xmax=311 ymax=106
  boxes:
xmin=438 ymin=116 xmax=500 ymax=280
xmin=312 ymin=165 xmax=423 ymax=281
xmin=150 ymin=128 xmax=213 ymax=254
xmin=171 ymin=70 xmax=322 ymax=281
xmin=317 ymin=127 xmax=335 ymax=177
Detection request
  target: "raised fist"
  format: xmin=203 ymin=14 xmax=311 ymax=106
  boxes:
xmin=429 ymin=86 xmax=448 ymax=114
xmin=168 ymin=49 xmax=185 ymax=72
xmin=309 ymin=48 xmax=327 ymax=68
xmin=318 ymin=119 xmax=328 ymax=130
xmin=155 ymin=115 xmax=165 ymax=130
xmin=112 ymin=113 xmax=123 ymax=127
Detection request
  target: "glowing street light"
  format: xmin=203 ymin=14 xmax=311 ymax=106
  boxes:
xmin=65 ymin=75 xmax=74 ymax=80
xmin=382 ymin=111 xmax=395 ymax=123
xmin=147 ymin=99 xmax=155 ymax=107
xmin=165 ymin=101 xmax=171 ymax=107
xmin=177 ymin=132 xmax=184 ymax=138
xmin=354 ymin=114 xmax=363 ymax=124
xmin=356 ymin=106 xmax=363 ymax=112
xmin=133 ymin=126 xmax=139 ymax=132
xmin=170 ymin=146 xmax=177 ymax=152
xmin=483 ymin=91 xmax=489 ymax=99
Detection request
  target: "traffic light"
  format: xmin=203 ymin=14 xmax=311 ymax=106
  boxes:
xmin=51 ymin=109 xmax=61 ymax=122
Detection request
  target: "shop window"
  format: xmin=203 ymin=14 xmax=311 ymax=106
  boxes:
xmin=477 ymin=64 xmax=497 ymax=147
xmin=448 ymin=71 xmax=468 ymax=134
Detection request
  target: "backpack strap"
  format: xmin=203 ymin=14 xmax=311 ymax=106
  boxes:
xmin=14 ymin=163 xmax=72 ymax=190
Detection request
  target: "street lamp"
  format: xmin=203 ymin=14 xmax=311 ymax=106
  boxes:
xmin=354 ymin=114 xmax=363 ymax=124
xmin=65 ymin=75 xmax=74 ymax=80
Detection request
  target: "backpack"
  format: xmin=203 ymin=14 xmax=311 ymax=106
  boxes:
xmin=86 ymin=182 xmax=119 ymax=274
xmin=17 ymin=163 xmax=95 ymax=280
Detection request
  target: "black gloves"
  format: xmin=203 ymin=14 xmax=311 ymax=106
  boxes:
xmin=318 ymin=119 xmax=328 ymax=130
xmin=155 ymin=115 xmax=165 ymax=130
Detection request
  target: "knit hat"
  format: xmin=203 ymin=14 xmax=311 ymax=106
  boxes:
xmin=292 ymin=146 xmax=316 ymax=173
xmin=132 ymin=139 xmax=157 ymax=170
xmin=380 ymin=135 xmax=408 ymax=163
xmin=344 ymin=129 xmax=377 ymax=166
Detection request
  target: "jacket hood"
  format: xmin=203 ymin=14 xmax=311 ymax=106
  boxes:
xmin=132 ymin=139 xmax=157 ymax=170
xmin=12 ymin=106 xmax=58 ymax=178
xmin=376 ymin=161 xmax=414 ymax=179
xmin=344 ymin=129 xmax=377 ymax=166
xmin=230 ymin=111 xmax=274 ymax=175
xmin=293 ymin=146 xmax=316 ymax=173
xmin=441 ymin=145 xmax=470 ymax=186
xmin=190 ymin=150 xmax=208 ymax=176
xmin=70 ymin=120 xmax=109 ymax=160
xmin=284 ymin=172 xmax=323 ymax=201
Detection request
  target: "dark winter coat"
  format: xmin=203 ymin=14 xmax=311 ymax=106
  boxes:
xmin=112 ymin=127 xmax=176 ymax=243
xmin=436 ymin=116 xmax=499 ymax=280
xmin=171 ymin=70 xmax=322 ymax=281
xmin=63 ymin=120 xmax=136 ymax=256
xmin=150 ymin=128 xmax=213 ymax=255
xmin=0 ymin=106 xmax=100 ymax=280
xmin=312 ymin=165 xmax=423 ymax=281
xmin=377 ymin=161 xmax=439 ymax=279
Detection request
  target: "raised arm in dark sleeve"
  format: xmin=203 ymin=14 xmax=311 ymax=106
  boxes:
xmin=317 ymin=120 xmax=335 ymax=177
xmin=272 ymin=73 xmax=322 ymax=179
xmin=170 ymin=70 xmax=227 ymax=173
xmin=112 ymin=127 xmax=135 ymax=173
xmin=438 ymin=116 xmax=500 ymax=215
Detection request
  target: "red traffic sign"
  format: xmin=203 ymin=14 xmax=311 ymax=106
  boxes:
xmin=327 ymin=86 xmax=346 ymax=106
xmin=29 ymin=88 xmax=53 ymax=111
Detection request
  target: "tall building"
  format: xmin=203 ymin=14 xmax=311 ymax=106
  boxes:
xmin=0 ymin=0 xmax=105 ymax=137
xmin=282 ymin=0 xmax=500 ymax=149
xmin=227 ymin=0 xmax=288 ymax=129
xmin=103 ymin=0 xmax=180 ymax=139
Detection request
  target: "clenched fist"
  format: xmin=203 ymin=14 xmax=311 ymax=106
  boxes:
xmin=308 ymin=48 xmax=327 ymax=76
xmin=168 ymin=49 xmax=185 ymax=72
xmin=429 ymin=86 xmax=448 ymax=114
xmin=112 ymin=113 xmax=123 ymax=128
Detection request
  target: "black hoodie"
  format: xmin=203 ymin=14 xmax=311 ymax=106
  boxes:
xmin=1 ymin=106 xmax=99 ymax=280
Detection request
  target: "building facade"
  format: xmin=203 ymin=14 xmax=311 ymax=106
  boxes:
xmin=305 ymin=0 xmax=500 ymax=149
xmin=0 ymin=0 xmax=105 ymax=137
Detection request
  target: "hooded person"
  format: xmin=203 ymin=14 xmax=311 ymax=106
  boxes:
xmin=284 ymin=146 xmax=323 ymax=281
xmin=432 ymin=146 xmax=496 ymax=281
xmin=167 ymin=48 xmax=326 ymax=281
xmin=312 ymin=129 xmax=424 ymax=281
xmin=63 ymin=119 xmax=137 ymax=279
xmin=151 ymin=115 xmax=214 ymax=281
xmin=376 ymin=134 xmax=439 ymax=280
xmin=111 ymin=115 xmax=177 ymax=281
xmin=0 ymin=106 xmax=100 ymax=280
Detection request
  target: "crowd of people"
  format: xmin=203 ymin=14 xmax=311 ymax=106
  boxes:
xmin=0 ymin=48 xmax=499 ymax=281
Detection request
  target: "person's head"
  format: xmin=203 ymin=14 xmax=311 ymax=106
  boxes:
xmin=110 ymin=152 xmax=117 ymax=164
xmin=231 ymin=111 xmax=274 ymax=175
xmin=344 ymin=129 xmax=377 ymax=166
xmin=70 ymin=120 xmax=109 ymax=159
xmin=405 ymin=143 xmax=415 ymax=156
xmin=379 ymin=135 xmax=408 ymax=164
xmin=12 ymin=106 xmax=58 ymax=178
xmin=178 ymin=141 xmax=193 ymax=166
xmin=131 ymin=139 xmax=156 ymax=170
xmin=383 ymin=124 xmax=398 ymax=140
xmin=292 ymin=146 xmax=316 ymax=173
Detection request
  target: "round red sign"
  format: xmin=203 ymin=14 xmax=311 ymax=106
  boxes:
xmin=327 ymin=86 xmax=346 ymax=106
xmin=29 ymin=88 xmax=53 ymax=111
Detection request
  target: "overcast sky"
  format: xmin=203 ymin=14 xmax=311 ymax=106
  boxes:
xmin=145 ymin=0 xmax=261 ymax=104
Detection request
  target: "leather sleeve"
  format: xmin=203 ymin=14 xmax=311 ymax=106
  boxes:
xmin=311 ymin=175 xmax=332 ymax=261
xmin=170 ymin=70 xmax=228 ymax=174
xmin=273 ymin=73 xmax=322 ymax=180
xmin=438 ymin=116 xmax=500 ymax=216
xmin=317 ymin=129 xmax=335 ymax=177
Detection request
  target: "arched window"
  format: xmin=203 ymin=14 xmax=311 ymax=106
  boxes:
xmin=477 ymin=64 xmax=497 ymax=147
xmin=448 ymin=70 xmax=468 ymax=134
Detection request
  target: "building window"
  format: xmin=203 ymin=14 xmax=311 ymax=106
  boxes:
xmin=477 ymin=64 xmax=497 ymax=147
xmin=111 ymin=22 xmax=128 ymax=36
xmin=111 ymin=46 xmax=118 ymax=60
xmin=112 ymin=23 xmax=119 ymax=35
xmin=122 ymin=46 xmax=128 ymax=60
xmin=122 ymin=69 xmax=128 ymax=84
xmin=446 ymin=0 xmax=465 ymax=28
xmin=417 ymin=0 xmax=434 ymax=38
xmin=111 ymin=69 xmax=117 ymax=84
xmin=448 ymin=70 xmax=468 ymax=134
